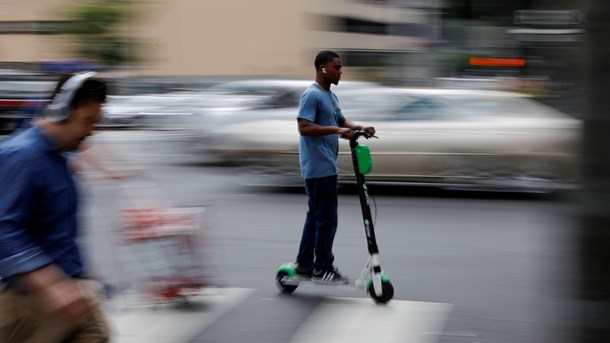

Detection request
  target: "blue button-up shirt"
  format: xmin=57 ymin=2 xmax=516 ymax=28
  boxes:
xmin=0 ymin=126 xmax=82 ymax=282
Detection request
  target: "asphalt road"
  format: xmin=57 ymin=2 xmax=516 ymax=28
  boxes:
xmin=38 ymin=131 xmax=580 ymax=342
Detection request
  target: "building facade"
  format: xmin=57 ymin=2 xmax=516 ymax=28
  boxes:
xmin=0 ymin=0 xmax=436 ymax=79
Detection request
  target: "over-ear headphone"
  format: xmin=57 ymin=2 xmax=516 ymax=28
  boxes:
xmin=44 ymin=71 xmax=98 ymax=122
xmin=322 ymin=68 xmax=327 ymax=74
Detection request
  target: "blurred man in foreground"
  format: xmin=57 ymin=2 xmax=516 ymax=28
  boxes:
xmin=0 ymin=72 xmax=110 ymax=342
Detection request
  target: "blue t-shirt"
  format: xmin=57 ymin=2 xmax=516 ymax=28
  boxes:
xmin=0 ymin=127 xmax=82 ymax=282
xmin=297 ymin=83 xmax=345 ymax=180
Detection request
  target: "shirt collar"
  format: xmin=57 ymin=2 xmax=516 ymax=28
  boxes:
xmin=313 ymin=82 xmax=331 ymax=92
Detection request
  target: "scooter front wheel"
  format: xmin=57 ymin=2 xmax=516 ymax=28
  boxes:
xmin=276 ymin=271 xmax=298 ymax=294
xmin=368 ymin=280 xmax=394 ymax=304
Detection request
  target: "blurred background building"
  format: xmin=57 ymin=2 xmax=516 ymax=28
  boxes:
xmin=0 ymin=0 xmax=585 ymax=131
xmin=0 ymin=0 xmax=437 ymax=80
xmin=0 ymin=1 xmax=583 ymax=87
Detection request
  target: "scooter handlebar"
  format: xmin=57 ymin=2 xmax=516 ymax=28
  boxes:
xmin=351 ymin=130 xmax=378 ymax=141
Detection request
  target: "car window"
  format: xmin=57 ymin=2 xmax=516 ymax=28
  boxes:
xmin=339 ymin=92 xmax=408 ymax=112
xmin=393 ymin=97 xmax=450 ymax=121
xmin=443 ymin=96 xmax=553 ymax=117
xmin=207 ymin=83 xmax=271 ymax=95
xmin=106 ymin=96 xmax=153 ymax=107
xmin=205 ymin=83 xmax=307 ymax=109
xmin=208 ymin=83 xmax=289 ymax=96
xmin=0 ymin=81 xmax=55 ymax=94
xmin=266 ymin=90 xmax=299 ymax=108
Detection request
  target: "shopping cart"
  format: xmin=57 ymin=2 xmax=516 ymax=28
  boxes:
xmin=116 ymin=180 xmax=208 ymax=306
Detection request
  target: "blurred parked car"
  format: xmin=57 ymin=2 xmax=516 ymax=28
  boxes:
xmin=198 ymin=79 xmax=381 ymax=121
xmin=98 ymin=79 xmax=380 ymax=131
xmin=188 ymin=79 xmax=384 ymax=152
xmin=0 ymin=80 xmax=54 ymax=134
xmin=98 ymin=93 xmax=210 ymax=130
xmin=203 ymin=88 xmax=580 ymax=192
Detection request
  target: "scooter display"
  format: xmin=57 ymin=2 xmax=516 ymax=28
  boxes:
xmin=276 ymin=131 xmax=394 ymax=304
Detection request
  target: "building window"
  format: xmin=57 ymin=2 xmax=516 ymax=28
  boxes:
xmin=353 ymin=0 xmax=439 ymax=8
xmin=0 ymin=21 xmax=66 ymax=34
xmin=309 ymin=14 xmax=430 ymax=37
xmin=344 ymin=18 xmax=387 ymax=35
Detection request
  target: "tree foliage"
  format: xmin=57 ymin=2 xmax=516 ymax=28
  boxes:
xmin=61 ymin=0 xmax=140 ymax=66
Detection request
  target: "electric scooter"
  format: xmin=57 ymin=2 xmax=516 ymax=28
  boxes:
xmin=275 ymin=131 xmax=394 ymax=304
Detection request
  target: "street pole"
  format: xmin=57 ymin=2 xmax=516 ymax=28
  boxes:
xmin=580 ymin=0 xmax=610 ymax=341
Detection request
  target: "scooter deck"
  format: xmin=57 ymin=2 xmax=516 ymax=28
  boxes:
xmin=277 ymin=263 xmax=360 ymax=289
xmin=280 ymin=274 xmax=352 ymax=287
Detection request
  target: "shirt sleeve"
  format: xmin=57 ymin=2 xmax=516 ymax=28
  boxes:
xmin=0 ymin=149 xmax=53 ymax=279
xmin=297 ymin=91 xmax=318 ymax=123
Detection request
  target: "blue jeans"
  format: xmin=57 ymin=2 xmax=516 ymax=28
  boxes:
xmin=296 ymin=175 xmax=338 ymax=271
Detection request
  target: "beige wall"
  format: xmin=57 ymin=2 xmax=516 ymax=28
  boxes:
xmin=0 ymin=0 xmax=427 ymax=77
xmin=0 ymin=0 xmax=312 ymax=76
xmin=0 ymin=35 xmax=69 ymax=62
xmin=0 ymin=0 xmax=74 ymax=62
xmin=134 ymin=0 xmax=310 ymax=76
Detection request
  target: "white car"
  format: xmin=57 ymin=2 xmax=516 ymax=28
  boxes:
xmin=203 ymin=88 xmax=580 ymax=192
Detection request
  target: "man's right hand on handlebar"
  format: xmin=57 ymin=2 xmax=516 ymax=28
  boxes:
xmin=338 ymin=127 xmax=355 ymax=139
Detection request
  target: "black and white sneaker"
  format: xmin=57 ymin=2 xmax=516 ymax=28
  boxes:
xmin=312 ymin=267 xmax=349 ymax=284
xmin=295 ymin=264 xmax=313 ymax=279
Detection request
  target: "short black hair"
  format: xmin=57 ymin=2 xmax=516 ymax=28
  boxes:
xmin=51 ymin=72 xmax=107 ymax=109
xmin=314 ymin=50 xmax=340 ymax=70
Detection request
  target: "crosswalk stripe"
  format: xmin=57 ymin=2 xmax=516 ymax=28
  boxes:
xmin=105 ymin=287 xmax=255 ymax=343
xmin=289 ymin=297 xmax=452 ymax=343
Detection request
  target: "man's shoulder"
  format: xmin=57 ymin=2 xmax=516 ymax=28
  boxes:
xmin=0 ymin=130 xmax=43 ymax=163
xmin=300 ymin=85 xmax=328 ymax=110
xmin=301 ymin=84 xmax=325 ymax=97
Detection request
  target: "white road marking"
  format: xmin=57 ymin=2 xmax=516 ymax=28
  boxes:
xmin=105 ymin=287 xmax=255 ymax=343
xmin=289 ymin=297 xmax=452 ymax=343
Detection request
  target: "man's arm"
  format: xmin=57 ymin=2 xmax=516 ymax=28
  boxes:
xmin=339 ymin=117 xmax=362 ymax=131
xmin=12 ymin=264 xmax=92 ymax=323
xmin=339 ymin=117 xmax=376 ymax=136
xmin=0 ymin=151 xmax=54 ymax=278
xmin=297 ymin=91 xmax=351 ymax=137
xmin=298 ymin=117 xmax=375 ymax=139
xmin=0 ymin=150 xmax=93 ymax=322
xmin=297 ymin=118 xmax=346 ymax=137
xmin=76 ymin=142 xmax=126 ymax=180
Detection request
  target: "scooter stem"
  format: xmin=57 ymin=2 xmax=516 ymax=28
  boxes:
xmin=349 ymin=135 xmax=379 ymax=255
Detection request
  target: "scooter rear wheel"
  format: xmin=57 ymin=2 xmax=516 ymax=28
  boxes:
xmin=368 ymin=280 xmax=394 ymax=304
xmin=276 ymin=271 xmax=298 ymax=294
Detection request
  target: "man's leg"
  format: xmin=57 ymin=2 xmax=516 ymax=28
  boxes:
xmin=312 ymin=175 xmax=338 ymax=271
xmin=296 ymin=178 xmax=317 ymax=270
xmin=64 ymin=280 xmax=111 ymax=343
xmin=0 ymin=287 xmax=37 ymax=343
xmin=0 ymin=287 xmax=79 ymax=343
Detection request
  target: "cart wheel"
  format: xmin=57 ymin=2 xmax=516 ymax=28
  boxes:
xmin=276 ymin=271 xmax=298 ymax=294
xmin=368 ymin=280 xmax=394 ymax=304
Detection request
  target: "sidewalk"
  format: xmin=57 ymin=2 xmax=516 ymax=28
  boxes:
xmin=103 ymin=287 xmax=254 ymax=343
